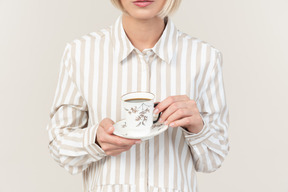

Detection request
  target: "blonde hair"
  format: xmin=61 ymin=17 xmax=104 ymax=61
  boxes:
xmin=110 ymin=0 xmax=181 ymax=19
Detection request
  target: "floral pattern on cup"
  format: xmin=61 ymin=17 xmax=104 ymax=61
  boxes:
xmin=152 ymin=123 xmax=164 ymax=131
xmin=121 ymin=121 xmax=127 ymax=128
xmin=124 ymin=103 xmax=151 ymax=127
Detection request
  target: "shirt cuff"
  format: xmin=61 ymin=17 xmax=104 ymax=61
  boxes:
xmin=83 ymin=124 xmax=106 ymax=160
xmin=181 ymin=114 xmax=215 ymax=146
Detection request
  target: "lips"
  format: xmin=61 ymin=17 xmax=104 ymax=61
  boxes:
xmin=133 ymin=0 xmax=154 ymax=8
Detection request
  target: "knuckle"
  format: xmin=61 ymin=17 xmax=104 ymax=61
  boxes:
xmin=101 ymin=145 xmax=108 ymax=151
xmin=98 ymin=137 xmax=105 ymax=143
xmin=106 ymin=151 xmax=112 ymax=156
xmin=115 ymin=140 xmax=122 ymax=146
xmin=168 ymin=96 xmax=174 ymax=103
xmin=171 ymin=103 xmax=179 ymax=110
xmin=115 ymin=139 xmax=125 ymax=146
xmin=102 ymin=117 xmax=109 ymax=123
xmin=186 ymin=118 xmax=192 ymax=124
xmin=125 ymin=145 xmax=132 ymax=151
xmin=196 ymin=115 xmax=202 ymax=122
xmin=190 ymin=99 xmax=196 ymax=106
xmin=101 ymin=117 xmax=113 ymax=127
xmin=178 ymin=109 xmax=185 ymax=116
xmin=130 ymin=141 xmax=136 ymax=146
xmin=160 ymin=112 xmax=166 ymax=119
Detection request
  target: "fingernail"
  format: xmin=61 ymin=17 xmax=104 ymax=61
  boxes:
xmin=169 ymin=122 xmax=175 ymax=127
xmin=135 ymin=140 xmax=141 ymax=144
xmin=108 ymin=126 xmax=114 ymax=132
xmin=159 ymin=118 xmax=163 ymax=123
xmin=153 ymin=108 xmax=159 ymax=114
xmin=164 ymin=121 xmax=168 ymax=125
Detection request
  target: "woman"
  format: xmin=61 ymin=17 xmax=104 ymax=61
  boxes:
xmin=46 ymin=0 xmax=230 ymax=191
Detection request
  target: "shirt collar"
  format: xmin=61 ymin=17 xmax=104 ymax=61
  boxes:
xmin=112 ymin=15 xmax=135 ymax=63
xmin=112 ymin=15 xmax=178 ymax=64
xmin=152 ymin=17 xmax=178 ymax=64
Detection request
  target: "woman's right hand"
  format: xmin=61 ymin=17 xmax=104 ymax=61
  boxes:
xmin=96 ymin=118 xmax=141 ymax=156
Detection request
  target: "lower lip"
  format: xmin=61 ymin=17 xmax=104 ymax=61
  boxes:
xmin=133 ymin=1 xmax=153 ymax=7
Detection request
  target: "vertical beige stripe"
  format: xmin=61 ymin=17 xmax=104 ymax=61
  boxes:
xmin=62 ymin=73 xmax=73 ymax=129
xmin=183 ymin=147 xmax=195 ymax=191
xmin=116 ymin=22 xmax=124 ymax=121
xmin=186 ymin=39 xmax=192 ymax=98
xmin=175 ymin=41 xmax=181 ymax=96
xmin=171 ymin=128 xmax=178 ymax=189
xmin=97 ymin=34 xmax=105 ymax=122
xmin=197 ymin=45 xmax=211 ymax=96
xmin=155 ymin=57 xmax=162 ymax=101
xmin=183 ymin=144 xmax=191 ymax=191
xmin=105 ymin=156 xmax=112 ymax=185
xmin=165 ymin=46 xmax=172 ymax=188
xmin=88 ymin=35 xmax=95 ymax=123
xmin=106 ymin=38 xmax=114 ymax=118
xmin=163 ymin=130 xmax=169 ymax=187
xmin=145 ymin=140 xmax=149 ymax=190
xmin=190 ymin=40 xmax=198 ymax=99
xmin=162 ymin=22 xmax=170 ymax=64
xmin=136 ymin=56 xmax=142 ymax=91
xmin=154 ymin=57 xmax=162 ymax=187
xmin=116 ymin=24 xmax=130 ymax=186
xmin=114 ymin=51 xmax=122 ymax=185
xmin=125 ymin=151 xmax=131 ymax=184
xmin=205 ymin=58 xmax=216 ymax=113
xmin=96 ymin=34 xmax=105 ymax=185
xmin=153 ymin=135 xmax=159 ymax=187
xmin=127 ymin=53 xmax=133 ymax=93
xmin=135 ymin=144 xmax=140 ymax=191
xmin=51 ymin=60 xmax=66 ymax=140
xmin=178 ymin=135 xmax=185 ymax=189
xmin=79 ymin=38 xmax=86 ymax=97
xmin=194 ymin=42 xmax=202 ymax=99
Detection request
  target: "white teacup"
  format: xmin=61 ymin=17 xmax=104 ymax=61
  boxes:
xmin=122 ymin=92 xmax=161 ymax=136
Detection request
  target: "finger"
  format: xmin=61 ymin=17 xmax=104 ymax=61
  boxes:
xmin=158 ymin=101 xmax=189 ymax=123
xmin=106 ymin=125 xmax=114 ymax=135
xmin=166 ymin=108 xmax=193 ymax=126
xmin=100 ymin=118 xmax=115 ymax=134
xmin=169 ymin=116 xmax=193 ymax=128
xmin=101 ymin=142 xmax=132 ymax=152
xmin=104 ymin=134 xmax=141 ymax=147
xmin=154 ymin=95 xmax=189 ymax=115
xmin=169 ymin=117 xmax=203 ymax=134
xmin=188 ymin=100 xmax=199 ymax=113
xmin=105 ymin=147 xmax=132 ymax=156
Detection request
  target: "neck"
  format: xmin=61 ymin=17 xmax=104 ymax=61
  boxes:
xmin=122 ymin=14 xmax=165 ymax=52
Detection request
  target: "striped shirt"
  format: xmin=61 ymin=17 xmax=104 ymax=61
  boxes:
xmin=46 ymin=15 xmax=229 ymax=192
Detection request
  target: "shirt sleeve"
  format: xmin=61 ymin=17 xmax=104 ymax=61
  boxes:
xmin=46 ymin=43 xmax=106 ymax=175
xmin=181 ymin=50 xmax=230 ymax=173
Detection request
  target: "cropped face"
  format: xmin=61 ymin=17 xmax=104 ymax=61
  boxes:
xmin=120 ymin=0 xmax=166 ymax=20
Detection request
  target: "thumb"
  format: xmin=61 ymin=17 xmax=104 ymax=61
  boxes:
xmin=101 ymin=118 xmax=115 ymax=134
xmin=107 ymin=126 xmax=115 ymax=134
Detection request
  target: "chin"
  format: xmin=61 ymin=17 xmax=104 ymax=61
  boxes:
xmin=126 ymin=10 xmax=158 ymax=20
xmin=125 ymin=10 xmax=161 ymax=20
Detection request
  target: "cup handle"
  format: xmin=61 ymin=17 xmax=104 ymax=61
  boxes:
xmin=153 ymin=103 xmax=162 ymax=124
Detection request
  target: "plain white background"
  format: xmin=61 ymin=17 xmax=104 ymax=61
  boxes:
xmin=0 ymin=0 xmax=287 ymax=191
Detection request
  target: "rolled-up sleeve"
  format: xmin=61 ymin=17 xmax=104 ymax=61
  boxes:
xmin=182 ymin=50 xmax=230 ymax=173
xmin=46 ymin=43 xmax=106 ymax=175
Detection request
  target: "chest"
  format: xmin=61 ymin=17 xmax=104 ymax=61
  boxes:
xmin=78 ymin=51 xmax=200 ymax=124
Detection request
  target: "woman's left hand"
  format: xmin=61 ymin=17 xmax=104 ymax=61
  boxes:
xmin=153 ymin=95 xmax=204 ymax=134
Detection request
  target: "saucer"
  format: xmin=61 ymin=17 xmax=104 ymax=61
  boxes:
xmin=113 ymin=120 xmax=168 ymax=141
